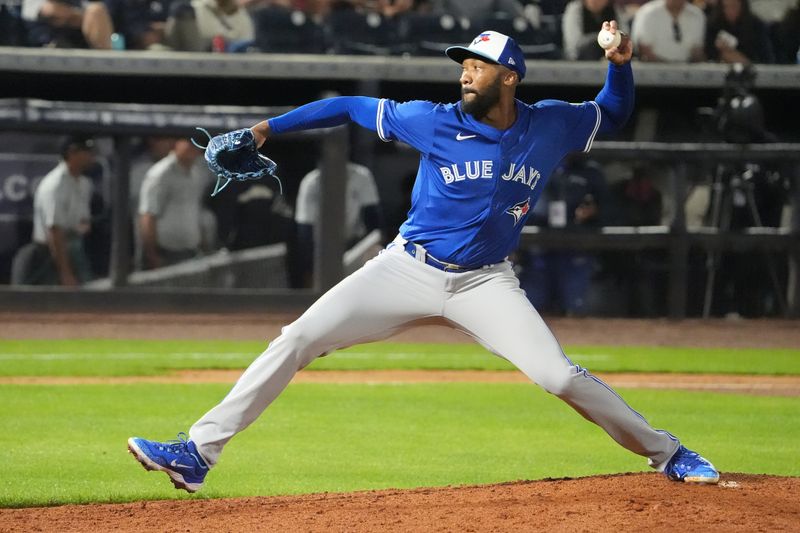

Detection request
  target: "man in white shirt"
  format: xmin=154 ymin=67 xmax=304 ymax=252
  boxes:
xmin=631 ymin=0 xmax=706 ymax=62
xmin=294 ymin=161 xmax=382 ymax=286
xmin=138 ymin=138 xmax=212 ymax=269
xmin=191 ymin=0 xmax=254 ymax=51
xmin=12 ymin=136 xmax=95 ymax=286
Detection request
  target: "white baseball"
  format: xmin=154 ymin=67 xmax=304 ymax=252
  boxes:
xmin=597 ymin=29 xmax=622 ymax=50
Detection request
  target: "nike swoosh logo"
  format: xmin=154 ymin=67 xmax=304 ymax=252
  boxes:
xmin=170 ymin=459 xmax=194 ymax=469
xmin=456 ymin=133 xmax=477 ymax=141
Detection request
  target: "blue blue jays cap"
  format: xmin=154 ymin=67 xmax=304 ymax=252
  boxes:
xmin=446 ymin=30 xmax=527 ymax=81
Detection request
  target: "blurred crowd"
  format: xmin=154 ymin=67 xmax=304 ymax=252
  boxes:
xmin=0 ymin=0 xmax=798 ymax=63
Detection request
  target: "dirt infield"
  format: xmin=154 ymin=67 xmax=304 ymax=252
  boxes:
xmin=3 ymin=370 xmax=800 ymax=396
xmin=3 ymin=473 xmax=799 ymax=532
xmin=3 ymin=313 xmax=799 ymax=531
xmin=3 ymin=312 xmax=800 ymax=348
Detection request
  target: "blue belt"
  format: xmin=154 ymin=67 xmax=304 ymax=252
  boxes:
xmin=400 ymin=241 xmax=475 ymax=272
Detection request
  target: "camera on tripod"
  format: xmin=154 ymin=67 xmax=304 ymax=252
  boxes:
xmin=713 ymin=63 xmax=771 ymax=144
xmin=700 ymin=64 xmax=789 ymax=317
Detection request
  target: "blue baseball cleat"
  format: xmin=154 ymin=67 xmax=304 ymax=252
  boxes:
xmin=664 ymin=445 xmax=719 ymax=484
xmin=128 ymin=433 xmax=209 ymax=493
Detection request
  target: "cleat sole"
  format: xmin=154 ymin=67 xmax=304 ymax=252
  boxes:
xmin=684 ymin=475 xmax=720 ymax=484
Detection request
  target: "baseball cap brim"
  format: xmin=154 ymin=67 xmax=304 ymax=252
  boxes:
xmin=445 ymin=46 xmax=502 ymax=67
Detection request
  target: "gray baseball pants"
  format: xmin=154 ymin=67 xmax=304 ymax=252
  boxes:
xmin=190 ymin=243 xmax=680 ymax=469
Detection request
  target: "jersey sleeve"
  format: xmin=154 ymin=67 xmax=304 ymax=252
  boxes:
xmin=538 ymin=99 xmax=602 ymax=153
xmin=376 ymin=99 xmax=438 ymax=154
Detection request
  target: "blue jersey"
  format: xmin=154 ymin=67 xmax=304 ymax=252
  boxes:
xmin=268 ymin=63 xmax=633 ymax=268
xmin=377 ymin=98 xmax=602 ymax=267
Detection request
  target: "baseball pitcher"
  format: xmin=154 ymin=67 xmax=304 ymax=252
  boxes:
xmin=129 ymin=21 xmax=718 ymax=492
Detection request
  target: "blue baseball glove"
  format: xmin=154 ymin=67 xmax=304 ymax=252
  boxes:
xmin=193 ymin=127 xmax=282 ymax=197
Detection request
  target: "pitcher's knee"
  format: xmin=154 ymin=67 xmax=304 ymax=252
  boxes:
xmin=278 ymin=326 xmax=323 ymax=369
xmin=538 ymin=368 xmax=577 ymax=397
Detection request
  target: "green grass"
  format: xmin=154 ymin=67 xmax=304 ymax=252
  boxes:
xmin=1 ymin=382 xmax=797 ymax=507
xmin=1 ymin=339 xmax=800 ymax=376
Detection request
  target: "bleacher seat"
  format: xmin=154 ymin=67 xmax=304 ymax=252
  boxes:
xmin=253 ymin=6 xmax=327 ymax=54
xmin=326 ymin=9 xmax=397 ymax=55
xmin=478 ymin=14 xmax=561 ymax=59
xmin=396 ymin=13 xmax=473 ymax=56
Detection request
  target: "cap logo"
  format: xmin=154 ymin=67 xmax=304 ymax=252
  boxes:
xmin=508 ymin=58 xmax=516 ymax=65
xmin=472 ymin=33 xmax=491 ymax=45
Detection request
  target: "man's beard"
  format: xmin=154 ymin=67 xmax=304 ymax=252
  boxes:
xmin=460 ymin=77 xmax=502 ymax=121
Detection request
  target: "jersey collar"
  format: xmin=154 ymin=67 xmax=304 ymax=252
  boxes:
xmin=457 ymin=99 xmax=526 ymax=140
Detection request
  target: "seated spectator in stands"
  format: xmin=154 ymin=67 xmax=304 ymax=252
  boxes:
xmin=0 ymin=5 xmax=28 ymax=46
xmin=690 ymin=0 xmax=715 ymax=15
xmin=429 ymin=0 xmax=527 ymax=21
xmin=749 ymin=0 xmax=794 ymax=23
xmin=608 ymin=164 xmax=663 ymax=226
xmin=138 ymin=138 xmax=213 ymax=270
xmin=22 ymin=0 xmax=113 ymax=48
xmin=616 ymin=0 xmax=649 ymax=17
xmin=11 ymin=136 xmax=95 ymax=286
xmin=294 ymin=160 xmax=382 ymax=287
xmin=773 ymin=1 xmax=800 ymax=64
xmin=191 ymin=0 xmax=255 ymax=51
xmin=104 ymin=0 xmax=203 ymax=51
xmin=517 ymin=155 xmax=609 ymax=316
xmin=704 ymin=0 xmax=774 ymax=64
xmin=562 ymin=0 xmax=628 ymax=60
xmin=631 ymin=0 xmax=706 ymax=62
xmin=604 ymin=164 xmax=667 ymax=316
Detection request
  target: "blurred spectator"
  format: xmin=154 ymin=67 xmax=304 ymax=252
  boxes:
xmin=305 ymin=0 xmax=334 ymax=23
xmin=191 ymin=0 xmax=255 ymax=51
xmin=138 ymin=138 xmax=213 ymax=270
xmin=130 ymin=136 xmax=176 ymax=213
xmin=11 ymin=136 xmax=95 ymax=286
xmin=0 ymin=5 xmax=28 ymax=46
xmin=129 ymin=136 xmax=175 ymax=265
xmin=602 ymin=164 xmax=668 ymax=316
xmin=616 ymin=0 xmax=648 ymax=17
xmin=749 ymin=0 xmax=794 ymax=23
xmin=773 ymin=1 xmax=800 ymax=64
xmin=206 ymin=180 xmax=293 ymax=251
xmin=608 ymin=165 xmax=663 ymax=226
xmin=372 ymin=0 xmax=415 ymax=17
xmin=518 ymin=156 xmax=608 ymax=316
xmin=631 ymin=0 xmax=706 ymax=62
xmin=562 ymin=0 xmax=628 ymax=60
xmin=294 ymin=161 xmax=381 ymax=287
xmin=704 ymin=0 xmax=774 ymax=64
xmin=22 ymin=0 xmax=113 ymax=48
xmin=690 ymin=0 xmax=716 ymax=15
xmin=104 ymin=0 xmax=203 ymax=51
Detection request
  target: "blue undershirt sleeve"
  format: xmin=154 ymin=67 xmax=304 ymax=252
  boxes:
xmin=267 ymin=96 xmax=380 ymax=134
xmin=595 ymin=62 xmax=635 ymax=134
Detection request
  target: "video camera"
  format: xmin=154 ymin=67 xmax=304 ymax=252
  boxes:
xmin=714 ymin=63 xmax=770 ymax=144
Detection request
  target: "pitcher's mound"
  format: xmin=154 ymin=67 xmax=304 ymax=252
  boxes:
xmin=4 ymin=472 xmax=798 ymax=532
